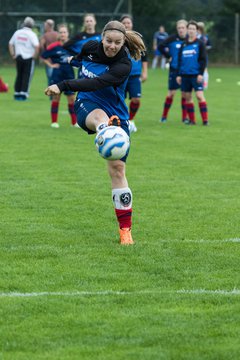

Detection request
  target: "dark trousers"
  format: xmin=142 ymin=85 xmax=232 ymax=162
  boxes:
xmin=15 ymin=56 xmax=34 ymax=96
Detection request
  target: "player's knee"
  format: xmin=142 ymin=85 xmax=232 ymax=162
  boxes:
xmin=109 ymin=162 xmax=125 ymax=180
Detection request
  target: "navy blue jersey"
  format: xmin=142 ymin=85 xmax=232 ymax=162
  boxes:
xmin=198 ymin=34 xmax=212 ymax=51
xmin=57 ymin=41 xmax=132 ymax=120
xmin=159 ymin=34 xmax=186 ymax=71
xmin=130 ymin=51 xmax=147 ymax=76
xmin=41 ymin=41 xmax=71 ymax=64
xmin=63 ymin=32 xmax=101 ymax=55
xmin=177 ymin=38 xmax=207 ymax=76
xmin=41 ymin=41 xmax=75 ymax=83
xmin=153 ymin=31 xmax=168 ymax=47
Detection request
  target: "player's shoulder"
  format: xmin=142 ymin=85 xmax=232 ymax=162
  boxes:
xmin=82 ymin=40 xmax=99 ymax=52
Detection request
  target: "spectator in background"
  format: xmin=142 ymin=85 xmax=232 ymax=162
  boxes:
xmin=40 ymin=19 xmax=59 ymax=85
xmin=197 ymin=22 xmax=212 ymax=89
xmin=152 ymin=25 xmax=168 ymax=69
xmin=9 ymin=17 xmax=39 ymax=101
xmin=63 ymin=13 xmax=101 ymax=78
xmin=120 ymin=14 xmax=148 ymax=133
xmin=41 ymin=24 xmax=77 ymax=128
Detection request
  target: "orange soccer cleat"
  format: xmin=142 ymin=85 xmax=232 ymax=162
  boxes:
xmin=119 ymin=228 xmax=134 ymax=245
xmin=108 ymin=115 xmax=121 ymax=127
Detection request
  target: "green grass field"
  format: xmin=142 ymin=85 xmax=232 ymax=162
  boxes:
xmin=0 ymin=66 xmax=240 ymax=360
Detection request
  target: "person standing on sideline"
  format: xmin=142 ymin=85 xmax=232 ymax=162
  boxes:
xmin=40 ymin=19 xmax=59 ymax=85
xmin=177 ymin=20 xmax=208 ymax=125
xmin=120 ymin=14 xmax=148 ymax=133
xmin=159 ymin=19 xmax=188 ymax=123
xmin=45 ymin=21 xmax=146 ymax=245
xmin=9 ymin=17 xmax=39 ymax=101
xmin=41 ymin=24 xmax=77 ymax=128
xmin=152 ymin=25 xmax=168 ymax=69
xmin=63 ymin=13 xmax=101 ymax=78
xmin=197 ymin=22 xmax=212 ymax=89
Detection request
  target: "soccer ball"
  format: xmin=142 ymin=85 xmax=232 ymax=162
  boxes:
xmin=95 ymin=126 xmax=130 ymax=160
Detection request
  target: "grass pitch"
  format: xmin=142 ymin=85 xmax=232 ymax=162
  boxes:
xmin=0 ymin=66 xmax=240 ymax=359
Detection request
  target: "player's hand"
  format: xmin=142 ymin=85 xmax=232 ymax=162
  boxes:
xmin=176 ymin=76 xmax=181 ymax=85
xmin=51 ymin=63 xmax=60 ymax=69
xmin=45 ymin=85 xmax=60 ymax=96
xmin=197 ymin=75 xmax=203 ymax=83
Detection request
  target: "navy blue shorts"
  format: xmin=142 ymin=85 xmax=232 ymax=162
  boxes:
xmin=74 ymin=99 xmax=130 ymax=162
xmin=181 ymin=76 xmax=204 ymax=92
xmin=168 ymin=71 xmax=180 ymax=90
xmin=125 ymin=75 xmax=141 ymax=99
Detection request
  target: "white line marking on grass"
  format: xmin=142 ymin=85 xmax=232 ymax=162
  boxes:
xmin=0 ymin=289 xmax=240 ymax=298
xmin=1 ymin=238 xmax=240 ymax=252
xmin=177 ymin=289 xmax=240 ymax=295
xmin=157 ymin=238 xmax=240 ymax=243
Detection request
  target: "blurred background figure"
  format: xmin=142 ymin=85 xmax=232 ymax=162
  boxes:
xmin=152 ymin=25 xmax=168 ymax=69
xmin=41 ymin=24 xmax=77 ymax=128
xmin=40 ymin=19 xmax=59 ymax=85
xmin=197 ymin=22 xmax=212 ymax=89
xmin=8 ymin=16 xmax=39 ymax=101
xmin=159 ymin=19 xmax=188 ymax=123
xmin=63 ymin=13 xmax=101 ymax=78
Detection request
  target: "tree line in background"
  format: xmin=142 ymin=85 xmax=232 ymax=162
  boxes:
xmin=0 ymin=0 xmax=239 ymax=63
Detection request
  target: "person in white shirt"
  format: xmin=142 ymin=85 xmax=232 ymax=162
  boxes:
xmin=9 ymin=17 xmax=40 ymax=100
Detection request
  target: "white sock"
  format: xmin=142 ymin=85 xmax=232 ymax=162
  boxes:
xmin=112 ymin=188 xmax=132 ymax=210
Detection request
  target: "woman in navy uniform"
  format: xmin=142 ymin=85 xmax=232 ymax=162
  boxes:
xmin=41 ymin=24 xmax=77 ymax=128
xmin=177 ymin=20 xmax=208 ymax=125
xmin=45 ymin=21 xmax=146 ymax=245
xmin=159 ymin=19 xmax=188 ymax=123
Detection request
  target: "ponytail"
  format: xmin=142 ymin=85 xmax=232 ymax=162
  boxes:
xmin=125 ymin=30 xmax=146 ymax=60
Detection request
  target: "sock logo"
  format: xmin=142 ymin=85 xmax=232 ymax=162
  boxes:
xmin=120 ymin=192 xmax=131 ymax=207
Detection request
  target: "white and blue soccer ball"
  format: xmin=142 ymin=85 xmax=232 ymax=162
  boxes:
xmin=95 ymin=126 xmax=130 ymax=160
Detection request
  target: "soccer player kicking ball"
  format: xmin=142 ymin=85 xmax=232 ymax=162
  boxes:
xmin=45 ymin=21 xmax=146 ymax=245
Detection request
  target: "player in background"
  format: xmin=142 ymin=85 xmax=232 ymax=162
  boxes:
xmin=197 ymin=22 xmax=212 ymax=89
xmin=159 ymin=19 xmax=188 ymax=123
xmin=9 ymin=17 xmax=39 ymax=101
xmin=120 ymin=14 xmax=148 ymax=133
xmin=0 ymin=77 xmax=8 ymax=92
xmin=40 ymin=19 xmax=59 ymax=85
xmin=152 ymin=25 xmax=168 ymax=69
xmin=63 ymin=13 xmax=101 ymax=78
xmin=41 ymin=24 xmax=77 ymax=128
xmin=177 ymin=20 xmax=208 ymax=125
xmin=45 ymin=21 xmax=146 ymax=245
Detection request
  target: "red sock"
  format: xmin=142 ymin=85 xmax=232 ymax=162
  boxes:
xmin=181 ymin=97 xmax=188 ymax=120
xmin=199 ymin=101 xmax=208 ymax=123
xmin=68 ymin=103 xmax=77 ymax=125
xmin=115 ymin=209 xmax=132 ymax=229
xmin=186 ymin=102 xmax=196 ymax=123
xmin=162 ymin=96 xmax=173 ymax=118
xmin=129 ymin=100 xmax=140 ymax=120
xmin=51 ymin=101 xmax=59 ymax=123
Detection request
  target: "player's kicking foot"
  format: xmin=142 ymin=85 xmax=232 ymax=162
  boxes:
xmin=119 ymin=228 xmax=134 ymax=245
xmin=108 ymin=115 xmax=121 ymax=126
